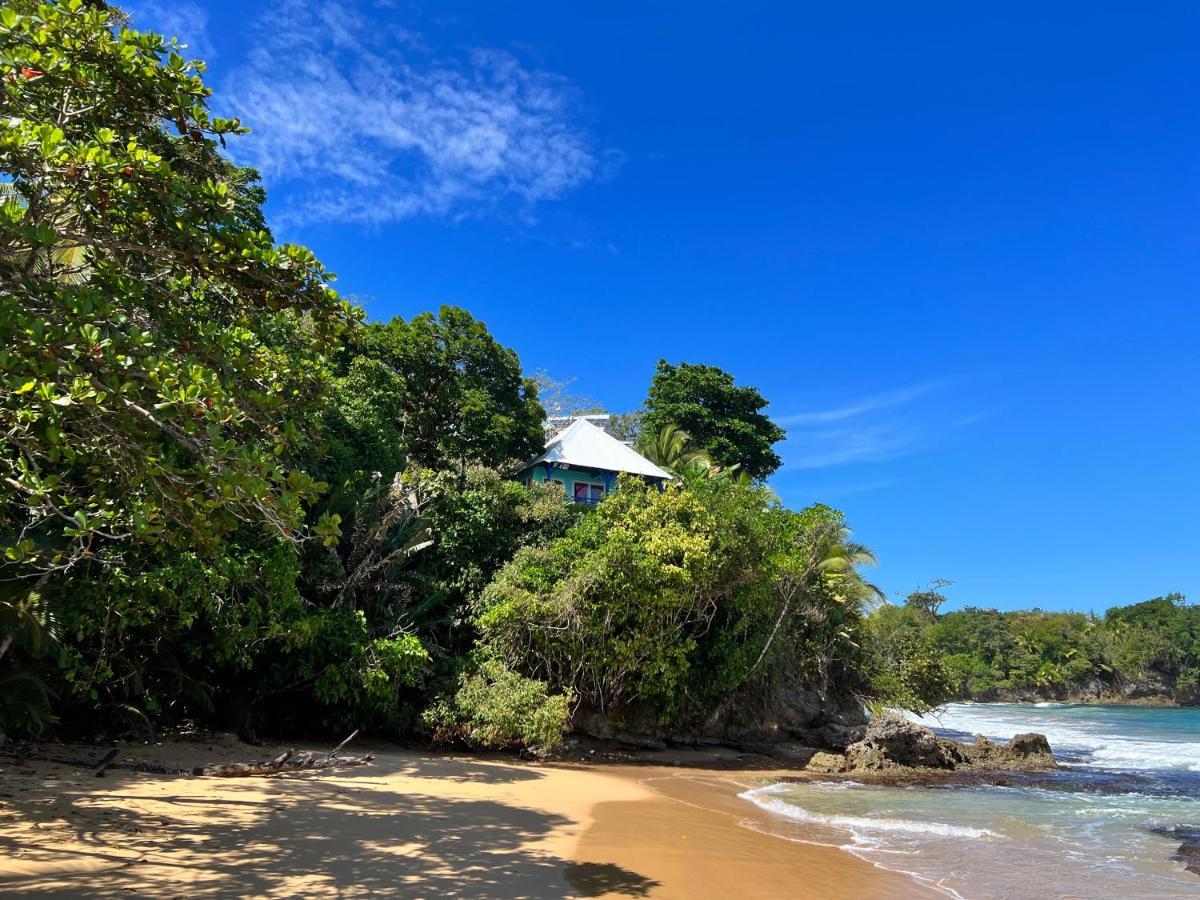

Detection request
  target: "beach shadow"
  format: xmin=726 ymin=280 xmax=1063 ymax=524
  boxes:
xmin=0 ymin=767 xmax=649 ymax=898
xmin=563 ymin=861 xmax=660 ymax=897
xmin=384 ymin=755 xmax=548 ymax=785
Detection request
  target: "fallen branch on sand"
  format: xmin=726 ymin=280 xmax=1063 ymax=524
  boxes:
xmin=197 ymin=746 xmax=374 ymax=777
xmin=16 ymin=732 xmax=372 ymax=778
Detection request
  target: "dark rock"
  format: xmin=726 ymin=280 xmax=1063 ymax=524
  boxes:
xmin=1007 ymin=732 xmax=1052 ymax=758
xmin=579 ymin=713 xmax=615 ymax=740
xmin=614 ymin=732 xmax=667 ymax=751
xmin=761 ymin=742 xmax=818 ymax=766
xmin=843 ymin=713 xmax=967 ymax=771
xmin=838 ymin=715 xmax=1057 ymax=774
xmin=806 ymin=751 xmax=848 ymax=773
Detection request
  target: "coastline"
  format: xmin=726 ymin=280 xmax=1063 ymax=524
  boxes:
xmin=0 ymin=736 xmax=927 ymax=898
xmin=950 ymin=693 xmax=1185 ymax=708
xmin=571 ymin=766 xmax=937 ymax=898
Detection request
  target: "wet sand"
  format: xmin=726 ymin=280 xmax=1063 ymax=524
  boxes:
xmin=0 ymin=736 xmax=931 ymax=897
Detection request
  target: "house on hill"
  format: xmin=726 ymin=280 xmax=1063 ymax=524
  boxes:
xmin=514 ymin=417 xmax=671 ymax=504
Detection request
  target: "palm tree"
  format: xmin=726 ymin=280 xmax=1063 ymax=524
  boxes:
xmin=815 ymin=528 xmax=885 ymax=606
xmin=744 ymin=522 xmax=883 ymax=681
xmin=637 ymin=424 xmax=720 ymax=480
xmin=0 ymin=586 xmax=59 ymax=742
xmin=0 ymin=183 xmax=91 ymax=285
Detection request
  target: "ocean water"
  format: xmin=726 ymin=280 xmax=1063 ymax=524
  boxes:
xmin=739 ymin=703 xmax=1200 ymax=898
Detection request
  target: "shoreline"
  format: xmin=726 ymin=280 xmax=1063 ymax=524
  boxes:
xmin=570 ymin=765 xmax=936 ymax=898
xmin=0 ymin=736 xmax=930 ymax=898
xmin=949 ymin=695 xmax=1187 ymax=708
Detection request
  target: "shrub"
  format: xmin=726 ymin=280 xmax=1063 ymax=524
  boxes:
xmin=423 ymin=658 xmax=572 ymax=753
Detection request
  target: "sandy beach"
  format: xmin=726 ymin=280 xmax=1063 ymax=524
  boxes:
xmin=0 ymin=736 xmax=930 ymax=898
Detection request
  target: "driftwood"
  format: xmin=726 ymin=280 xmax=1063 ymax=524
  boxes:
xmin=193 ymin=731 xmax=373 ymax=776
xmin=94 ymin=747 xmax=120 ymax=777
xmin=196 ymin=749 xmax=374 ymax=777
xmin=21 ymin=731 xmax=371 ymax=779
xmin=328 ymin=729 xmax=360 ymax=759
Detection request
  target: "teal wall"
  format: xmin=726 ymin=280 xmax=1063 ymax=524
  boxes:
xmin=522 ymin=464 xmax=618 ymax=502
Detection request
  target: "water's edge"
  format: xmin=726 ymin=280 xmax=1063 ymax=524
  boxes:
xmin=737 ymin=703 xmax=1200 ymax=899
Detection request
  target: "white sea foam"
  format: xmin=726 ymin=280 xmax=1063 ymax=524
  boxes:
xmin=905 ymin=704 xmax=1200 ymax=772
xmin=739 ymin=706 xmax=1200 ymax=898
xmin=738 ymin=785 xmax=998 ymax=840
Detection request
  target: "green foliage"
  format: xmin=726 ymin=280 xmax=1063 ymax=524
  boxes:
xmin=873 ymin=593 xmax=1200 ymax=705
xmin=53 ymin=533 xmax=305 ymax=722
xmin=423 ymin=657 xmax=572 ymax=752
xmin=860 ymin=604 xmax=952 ymax=712
xmin=403 ymin=467 xmax=584 ymax=647
xmin=478 ymin=477 xmax=890 ymax=728
xmin=343 ymin=308 xmax=545 ymax=471
xmin=636 ymin=423 xmax=715 ymax=479
xmin=641 ymin=360 xmax=785 ymax=480
xmin=479 ymin=478 xmax=719 ymax=722
xmin=903 ymin=579 xmax=953 ymax=621
xmin=0 ymin=1 xmax=357 ymax=585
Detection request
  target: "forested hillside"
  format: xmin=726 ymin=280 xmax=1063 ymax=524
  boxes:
xmin=868 ymin=591 xmax=1199 ymax=705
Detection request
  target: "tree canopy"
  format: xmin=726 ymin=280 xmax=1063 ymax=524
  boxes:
xmin=0 ymin=0 xmax=355 ymax=585
xmin=342 ymin=308 xmax=545 ymax=472
xmin=866 ymin=593 xmax=1200 ymax=705
xmin=641 ymin=360 xmax=785 ymax=479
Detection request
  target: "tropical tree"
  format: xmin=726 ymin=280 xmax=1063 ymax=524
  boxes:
xmin=0 ymin=0 xmax=360 ymax=736
xmin=0 ymin=1 xmax=355 ymax=588
xmin=904 ymin=579 xmax=954 ymax=621
xmin=641 ymin=360 xmax=785 ymax=479
xmin=743 ymin=509 xmax=883 ymax=689
xmin=343 ymin=308 xmax=545 ymax=471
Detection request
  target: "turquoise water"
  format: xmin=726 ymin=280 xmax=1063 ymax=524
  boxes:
xmin=740 ymin=703 xmax=1200 ymax=898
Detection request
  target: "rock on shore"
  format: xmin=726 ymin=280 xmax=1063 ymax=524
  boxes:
xmin=806 ymin=712 xmax=1057 ymax=774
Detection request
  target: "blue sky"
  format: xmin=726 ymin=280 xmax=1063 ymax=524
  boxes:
xmin=129 ymin=1 xmax=1199 ymax=614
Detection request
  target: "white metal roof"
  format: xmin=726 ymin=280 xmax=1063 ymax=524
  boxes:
xmin=520 ymin=418 xmax=672 ymax=480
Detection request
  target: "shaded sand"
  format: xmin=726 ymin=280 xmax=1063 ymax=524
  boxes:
xmin=0 ymin=736 xmax=930 ymax=897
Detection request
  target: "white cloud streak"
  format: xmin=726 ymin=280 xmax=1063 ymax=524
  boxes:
xmin=221 ymin=1 xmax=598 ymax=227
xmin=776 ymin=382 xmax=942 ymax=426
xmin=778 ymin=381 xmax=986 ymax=469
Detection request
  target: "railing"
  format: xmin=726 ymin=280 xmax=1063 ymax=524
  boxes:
xmin=571 ymin=494 xmax=603 ymax=505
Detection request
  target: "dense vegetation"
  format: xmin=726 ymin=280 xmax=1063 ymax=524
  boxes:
xmin=641 ymin=360 xmax=785 ymax=480
xmin=0 ymin=3 xmax=945 ymax=750
xmin=868 ymin=590 xmax=1200 ymax=706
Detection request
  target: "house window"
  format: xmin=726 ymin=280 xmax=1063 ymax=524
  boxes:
xmin=573 ymin=482 xmax=605 ymax=504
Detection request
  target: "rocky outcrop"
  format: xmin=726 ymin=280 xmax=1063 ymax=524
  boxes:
xmin=707 ymin=684 xmax=867 ymax=749
xmin=956 ymin=672 xmax=1192 ymax=707
xmin=805 ymin=751 xmax=851 ymax=774
xmin=843 ymin=713 xmax=967 ymax=771
xmin=809 ymin=712 xmax=1057 ymax=775
xmin=576 ymin=683 xmax=869 ymax=751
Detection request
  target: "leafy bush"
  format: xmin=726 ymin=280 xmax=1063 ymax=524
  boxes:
xmin=479 ymin=476 xmax=890 ymax=729
xmin=423 ymin=658 xmax=572 ymax=753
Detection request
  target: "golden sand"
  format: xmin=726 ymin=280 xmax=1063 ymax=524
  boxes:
xmin=0 ymin=736 xmax=931 ymax=898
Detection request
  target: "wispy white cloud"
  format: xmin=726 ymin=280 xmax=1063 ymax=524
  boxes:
xmin=783 ymin=422 xmax=927 ymax=469
xmin=126 ymin=1 xmax=213 ymax=59
xmin=778 ymin=381 xmax=987 ymax=469
xmin=221 ymin=1 xmax=599 ymax=227
xmin=776 ymin=382 xmax=942 ymax=426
